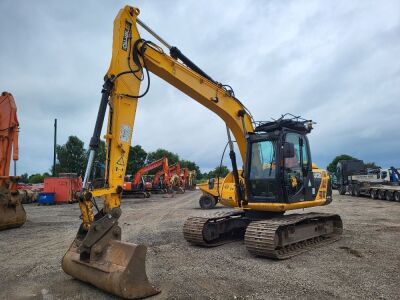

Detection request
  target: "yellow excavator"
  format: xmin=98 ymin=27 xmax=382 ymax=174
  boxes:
xmin=62 ymin=6 xmax=342 ymax=299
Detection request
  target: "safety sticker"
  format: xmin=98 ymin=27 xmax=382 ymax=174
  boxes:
xmin=119 ymin=125 xmax=131 ymax=142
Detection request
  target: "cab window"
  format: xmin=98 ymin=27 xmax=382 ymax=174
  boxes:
xmin=249 ymin=140 xmax=276 ymax=179
xmin=285 ymin=133 xmax=309 ymax=173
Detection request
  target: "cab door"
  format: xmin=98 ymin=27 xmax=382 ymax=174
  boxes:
xmin=284 ymin=133 xmax=314 ymax=202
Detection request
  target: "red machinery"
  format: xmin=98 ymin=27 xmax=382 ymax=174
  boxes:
xmin=152 ymin=164 xmax=171 ymax=193
xmin=180 ymin=168 xmax=197 ymax=190
xmin=0 ymin=92 xmax=26 ymax=230
xmin=123 ymin=157 xmax=169 ymax=198
xmin=17 ymin=183 xmax=43 ymax=204
xmin=181 ymin=167 xmax=189 ymax=189
xmin=169 ymin=163 xmax=184 ymax=193
xmin=187 ymin=170 xmax=197 ymax=190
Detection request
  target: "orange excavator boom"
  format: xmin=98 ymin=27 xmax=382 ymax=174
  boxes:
xmin=168 ymin=163 xmax=185 ymax=193
xmin=132 ymin=157 xmax=168 ymax=186
xmin=181 ymin=167 xmax=189 ymax=188
xmin=152 ymin=162 xmax=170 ymax=186
xmin=0 ymin=92 xmax=26 ymax=230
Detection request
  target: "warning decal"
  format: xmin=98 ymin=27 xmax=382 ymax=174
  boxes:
xmin=119 ymin=125 xmax=131 ymax=142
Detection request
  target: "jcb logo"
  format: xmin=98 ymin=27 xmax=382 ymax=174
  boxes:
xmin=122 ymin=21 xmax=131 ymax=51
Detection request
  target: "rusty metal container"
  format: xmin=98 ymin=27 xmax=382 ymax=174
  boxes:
xmin=43 ymin=174 xmax=82 ymax=204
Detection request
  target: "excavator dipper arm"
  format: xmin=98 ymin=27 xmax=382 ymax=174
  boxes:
xmin=63 ymin=7 xmax=254 ymax=299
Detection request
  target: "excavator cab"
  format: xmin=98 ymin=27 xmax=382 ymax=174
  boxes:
xmin=245 ymin=116 xmax=326 ymax=204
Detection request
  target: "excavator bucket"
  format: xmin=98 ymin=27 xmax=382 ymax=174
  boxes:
xmin=62 ymin=232 xmax=159 ymax=299
xmin=0 ymin=185 xmax=26 ymax=230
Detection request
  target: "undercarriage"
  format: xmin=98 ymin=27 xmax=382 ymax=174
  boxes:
xmin=183 ymin=210 xmax=342 ymax=259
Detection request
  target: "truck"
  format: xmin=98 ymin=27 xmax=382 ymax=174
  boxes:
xmin=336 ymin=160 xmax=400 ymax=201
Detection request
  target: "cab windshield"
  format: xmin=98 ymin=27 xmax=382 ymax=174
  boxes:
xmin=249 ymin=140 xmax=276 ymax=179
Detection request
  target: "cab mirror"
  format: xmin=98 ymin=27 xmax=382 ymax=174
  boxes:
xmin=283 ymin=142 xmax=295 ymax=158
xmin=208 ymin=178 xmax=215 ymax=190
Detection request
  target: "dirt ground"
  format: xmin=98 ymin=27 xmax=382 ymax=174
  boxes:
xmin=0 ymin=190 xmax=399 ymax=300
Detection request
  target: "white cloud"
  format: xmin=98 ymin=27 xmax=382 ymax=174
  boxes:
xmin=0 ymin=0 xmax=399 ymax=175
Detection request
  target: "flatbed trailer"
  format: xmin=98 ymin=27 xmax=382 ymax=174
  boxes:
xmin=368 ymin=184 xmax=400 ymax=201
xmin=336 ymin=160 xmax=400 ymax=202
xmin=343 ymin=177 xmax=400 ymax=201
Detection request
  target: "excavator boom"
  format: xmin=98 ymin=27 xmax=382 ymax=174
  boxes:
xmin=0 ymin=92 xmax=26 ymax=230
xmin=153 ymin=168 xmax=169 ymax=186
xmin=132 ymin=157 xmax=168 ymax=185
xmin=168 ymin=162 xmax=185 ymax=193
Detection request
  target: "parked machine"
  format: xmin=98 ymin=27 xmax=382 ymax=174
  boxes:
xmin=187 ymin=170 xmax=197 ymax=190
xmin=168 ymin=163 xmax=184 ymax=193
xmin=142 ymin=175 xmax=154 ymax=192
xmin=180 ymin=168 xmax=196 ymax=190
xmin=336 ymin=160 xmax=400 ymax=201
xmin=181 ymin=167 xmax=189 ymax=189
xmin=336 ymin=160 xmax=368 ymax=195
xmin=375 ymin=167 xmax=400 ymax=184
xmin=197 ymin=177 xmax=224 ymax=209
xmin=0 ymin=92 xmax=26 ymax=230
xmin=123 ymin=157 xmax=169 ymax=198
xmin=152 ymin=166 xmax=171 ymax=193
xmin=62 ymin=6 xmax=342 ymax=299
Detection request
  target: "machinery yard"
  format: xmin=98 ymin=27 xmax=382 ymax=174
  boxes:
xmin=1 ymin=190 xmax=399 ymax=300
xmin=1 ymin=2 xmax=399 ymax=299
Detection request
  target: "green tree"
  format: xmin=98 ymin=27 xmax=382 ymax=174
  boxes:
xmin=365 ymin=162 xmax=380 ymax=169
xmin=28 ymin=172 xmax=50 ymax=184
xmin=127 ymin=145 xmax=147 ymax=175
xmin=327 ymin=154 xmax=358 ymax=173
xmin=206 ymin=165 xmax=230 ymax=179
xmin=55 ymin=136 xmax=87 ymax=176
xmin=28 ymin=173 xmax=43 ymax=184
xmin=146 ymin=148 xmax=180 ymax=165
xmin=91 ymin=140 xmax=107 ymax=179
xmin=96 ymin=140 xmax=107 ymax=164
xmin=19 ymin=173 xmax=29 ymax=183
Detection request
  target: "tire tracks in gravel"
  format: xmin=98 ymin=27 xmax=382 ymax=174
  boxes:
xmin=119 ymin=192 xmax=201 ymax=242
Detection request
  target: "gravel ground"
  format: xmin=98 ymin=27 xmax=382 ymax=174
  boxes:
xmin=0 ymin=190 xmax=399 ymax=300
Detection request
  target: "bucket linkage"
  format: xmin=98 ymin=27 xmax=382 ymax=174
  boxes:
xmin=62 ymin=207 xmax=159 ymax=299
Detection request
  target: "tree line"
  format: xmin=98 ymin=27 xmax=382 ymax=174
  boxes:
xmin=20 ymin=135 xmax=230 ymax=184
xmin=26 ymin=138 xmax=381 ymax=185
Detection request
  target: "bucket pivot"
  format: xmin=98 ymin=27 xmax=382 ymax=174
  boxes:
xmin=62 ymin=208 xmax=159 ymax=299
